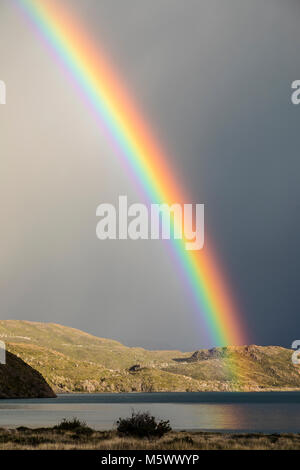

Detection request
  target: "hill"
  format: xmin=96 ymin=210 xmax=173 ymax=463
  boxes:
xmin=0 ymin=320 xmax=189 ymax=369
xmin=0 ymin=350 xmax=56 ymax=398
xmin=163 ymin=345 xmax=300 ymax=391
xmin=0 ymin=320 xmax=299 ymax=393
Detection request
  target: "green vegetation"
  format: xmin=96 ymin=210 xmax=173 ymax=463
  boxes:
xmin=0 ymin=424 xmax=299 ymax=450
xmin=163 ymin=345 xmax=300 ymax=391
xmin=4 ymin=342 xmax=202 ymax=393
xmin=54 ymin=418 xmax=93 ymax=435
xmin=116 ymin=411 xmax=171 ymax=438
xmin=0 ymin=320 xmax=188 ymax=369
xmin=0 ymin=320 xmax=299 ymax=393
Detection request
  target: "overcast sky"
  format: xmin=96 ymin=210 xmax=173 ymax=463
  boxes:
xmin=0 ymin=0 xmax=299 ymax=350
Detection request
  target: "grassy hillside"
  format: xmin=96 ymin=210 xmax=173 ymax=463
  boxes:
xmin=0 ymin=321 xmax=188 ymax=369
xmin=0 ymin=321 xmax=299 ymax=393
xmin=6 ymin=342 xmax=202 ymax=393
xmin=163 ymin=345 xmax=300 ymax=391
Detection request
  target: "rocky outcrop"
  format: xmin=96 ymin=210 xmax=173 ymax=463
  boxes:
xmin=189 ymin=347 xmax=229 ymax=362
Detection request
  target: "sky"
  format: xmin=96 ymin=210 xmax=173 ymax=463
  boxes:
xmin=0 ymin=0 xmax=299 ymax=350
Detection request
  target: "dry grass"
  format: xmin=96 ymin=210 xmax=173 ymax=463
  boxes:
xmin=3 ymin=321 xmax=300 ymax=393
xmin=0 ymin=427 xmax=300 ymax=450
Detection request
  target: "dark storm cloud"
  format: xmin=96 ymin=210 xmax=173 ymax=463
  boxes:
xmin=0 ymin=0 xmax=299 ymax=349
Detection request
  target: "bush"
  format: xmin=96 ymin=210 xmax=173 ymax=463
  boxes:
xmin=116 ymin=410 xmax=171 ymax=439
xmin=54 ymin=417 xmax=93 ymax=435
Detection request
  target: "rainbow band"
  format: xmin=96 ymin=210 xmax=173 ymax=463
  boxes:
xmin=16 ymin=0 xmax=246 ymax=347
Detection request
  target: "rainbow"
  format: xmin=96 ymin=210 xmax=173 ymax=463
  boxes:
xmin=15 ymin=0 xmax=247 ymax=347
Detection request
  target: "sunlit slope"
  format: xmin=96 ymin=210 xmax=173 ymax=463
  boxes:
xmin=0 ymin=320 xmax=189 ymax=369
xmin=5 ymin=342 xmax=201 ymax=393
xmin=163 ymin=345 xmax=300 ymax=391
xmin=1 ymin=321 xmax=299 ymax=392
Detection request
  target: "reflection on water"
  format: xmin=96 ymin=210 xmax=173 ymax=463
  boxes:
xmin=0 ymin=392 xmax=299 ymax=432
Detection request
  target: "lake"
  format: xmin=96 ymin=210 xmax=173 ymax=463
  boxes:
xmin=0 ymin=392 xmax=300 ymax=433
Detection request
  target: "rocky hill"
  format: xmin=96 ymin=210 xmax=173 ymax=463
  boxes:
xmin=0 ymin=350 xmax=56 ymax=398
xmin=0 ymin=320 xmax=299 ymax=393
xmin=163 ymin=345 xmax=300 ymax=391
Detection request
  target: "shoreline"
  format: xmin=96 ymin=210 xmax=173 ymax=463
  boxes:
xmin=54 ymin=388 xmax=300 ymax=394
xmin=2 ymin=388 xmax=300 ymax=400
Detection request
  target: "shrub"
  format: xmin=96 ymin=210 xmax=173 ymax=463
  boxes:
xmin=116 ymin=410 xmax=171 ymax=439
xmin=54 ymin=417 xmax=93 ymax=435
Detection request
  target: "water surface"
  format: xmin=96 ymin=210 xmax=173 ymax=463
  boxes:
xmin=0 ymin=392 xmax=299 ymax=433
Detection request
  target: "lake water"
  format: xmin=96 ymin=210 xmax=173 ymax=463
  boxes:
xmin=0 ymin=392 xmax=300 ymax=433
